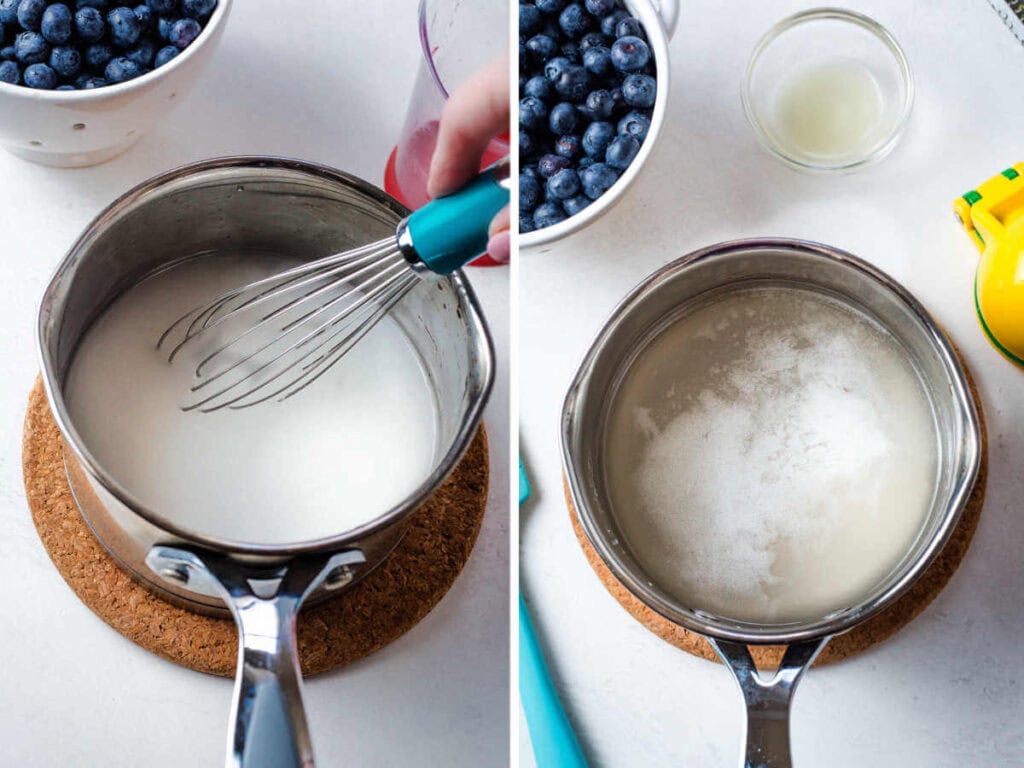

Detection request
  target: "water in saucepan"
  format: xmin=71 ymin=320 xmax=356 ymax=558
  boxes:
xmin=65 ymin=252 xmax=439 ymax=545
xmin=604 ymin=286 xmax=938 ymax=625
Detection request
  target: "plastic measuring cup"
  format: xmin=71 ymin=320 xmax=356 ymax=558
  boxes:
xmin=385 ymin=0 xmax=509 ymax=264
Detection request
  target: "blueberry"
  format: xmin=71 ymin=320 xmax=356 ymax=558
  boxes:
xmin=14 ymin=31 xmax=47 ymax=63
xmin=563 ymin=194 xmax=591 ymax=216
xmin=533 ymin=201 xmax=567 ymax=229
xmin=578 ymin=31 xmax=606 ymax=51
xmin=74 ymin=71 xmax=104 ymax=87
xmin=0 ymin=58 xmax=18 ymax=82
xmin=583 ymin=88 xmax=615 ymax=119
xmin=16 ymin=0 xmax=46 ymax=30
xmin=104 ymin=53 xmax=139 ymax=81
xmin=0 ymin=0 xmax=16 ymax=24
xmin=534 ymin=0 xmax=566 ymax=13
xmin=559 ymin=39 xmax=579 ymax=63
xmin=586 ymin=0 xmax=615 ymax=13
xmin=168 ymin=16 xmax=200 ymax=48
xmin=519 ymin=213 xmax=537 ymax=234
xmin=546 ymin=168 xmax=581 ymax=200
xmin=125 ymin=37 xmax=153 ymax=66
xmin=519 ymin=129 xmax=535 ymax=158
xmin=553 ymin=64 xmax=589 ymax=101
xmin=621 ymin=72 xmax=656 ymax=107
xmin=600 ymin=9 xmax=628 ymax=36
xmin=132 ymin=3 xmax=151 ymax=30
xmin=40 ymin=4 xmax=72 ymax=44
xmin=537 ymin=153 xmax=568 ymax=178
xmin=558 ymin=3 xmax=590 ymax=38
xmin=582 ymin=120 xmax=615 ymax=157
xmin=522 ymin=165 xmax=540 ymax=181
xmin=615 ymin=17 xmax=643 ymax=38
xmin=525 ymin=33 xmax=557 ymax=61
xmin=605 ymin=134 xmax=640 ymax=169
xmin=145 ymin=0 xmax=175 ymax=12
xmin=582 ymin=45 xmax=611 ymax=76
xmin=84 ymin=41 xmax=112 ymax=68
xmin=49 ymin=44 xmax=79 ymax=76
xmin=520 ymin=4 xmax=542 ymax=35
xmin=156 ymin=13 xmax=172 ymax=40
xmin=23 ymin=61 xmax=54 ymax=87
xmin=549 ymin=101 xmax=577 ymax=134
xmin=0 ymin=44 xmax=14 ymax=59
xmin=610 ymin=35 xmax=649 ymax=72
xmin=181 ymin=0 xmax=215 ymax=18
xmin=543 ymin=55 xmax=570 ymax=82
xmin=554 ymin=133 xmax=581 ymax=159
xmin=523 ymin=74 xmax=551 ymax=100
xmin=609 ymin=85 xmax=625 ymax=111
xmin=153 ymin=42 xmax=176 ymax=67
xmin=618 ymin=109 xmax=650 ymax=140
xmin=578 ymin=156 xmax=594 ymax=170
xmin=519 ymin=95 xmax=547 ymax=130
xmin=520 ymin=172 xmax=542 ymax=211
xmin=580 ymin=162 xmax=618 ymax=199
xmin=107 ymin=7 xmax=140 ymax=46
xmin=74 ymin=6 xmax=104 ymax=40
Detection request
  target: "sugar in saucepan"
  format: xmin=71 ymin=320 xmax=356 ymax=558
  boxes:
xmin=604 ymin=286 xmax=938 ymax=625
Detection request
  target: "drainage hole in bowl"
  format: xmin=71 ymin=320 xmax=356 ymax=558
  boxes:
xmin=72 ymin=123 xmax=85 ymax=131
xmin=29 ymin=140 xmax=42 ymax=146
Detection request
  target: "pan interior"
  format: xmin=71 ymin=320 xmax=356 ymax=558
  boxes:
xmin=602 ymin=282 xmax=939 ymax=627
xmin=64 ymin=250 xmax=442 ymax=545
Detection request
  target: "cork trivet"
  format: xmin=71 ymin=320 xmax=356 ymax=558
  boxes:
xmin=568 ymin=365 xmax=987 ymax=668
xmin=23 ymin=377 xmax=488 ymax=678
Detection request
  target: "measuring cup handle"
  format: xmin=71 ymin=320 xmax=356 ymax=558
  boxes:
xmin=652 ymin=0 xmax=680 ymax=38
xmin=710 ymin=637 xmax=830 ymax=768
xmin=146 ymin=547 xmax=366 ymax=768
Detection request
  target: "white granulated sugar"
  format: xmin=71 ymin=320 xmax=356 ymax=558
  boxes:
xmin=604 ymin=287 xmax=937 ymax=624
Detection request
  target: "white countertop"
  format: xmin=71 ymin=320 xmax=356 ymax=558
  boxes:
xmin=520 ymin=1 xmax=1024 ymax=766
xmin=0 ymin=2 xmax=509 ymax=766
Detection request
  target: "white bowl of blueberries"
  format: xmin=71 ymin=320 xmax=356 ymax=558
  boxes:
xmin=0 ymin=0 xmax=230 ymax=167
xmin=519 ymin=0 xmax=678 ymax=249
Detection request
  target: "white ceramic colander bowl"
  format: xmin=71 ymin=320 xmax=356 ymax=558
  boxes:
xmin=520 ymin=0 xmax=678 ymax=252
xmin=0 ymin=0 xmax=231 ymax=167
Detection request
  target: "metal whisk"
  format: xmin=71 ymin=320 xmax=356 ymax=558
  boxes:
xmin=159 ymin=161 xmax=509 ymax=412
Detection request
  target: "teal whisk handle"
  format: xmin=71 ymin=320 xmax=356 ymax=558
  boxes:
xmin=401 ymin=159 xmax=510 ymax=274
xmin=519 ymin=595 xmax=589 ymax=768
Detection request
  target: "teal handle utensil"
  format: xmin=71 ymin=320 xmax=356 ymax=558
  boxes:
xmin=518 ymin=457 xmax=588 ymax=768
xmin=519 ymin=595 xmax=589 ymax=768
xmin=405 ymin=159 xmax=510 ymax=274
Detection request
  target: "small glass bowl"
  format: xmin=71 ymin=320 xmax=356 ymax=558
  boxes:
xmin=742 ymin=8 xmax=913 ymax=172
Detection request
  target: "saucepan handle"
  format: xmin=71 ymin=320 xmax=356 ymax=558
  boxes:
xmin=709 ymin=637 xmax=830 ymax=768
xmin=146 ymin=546 xmax=366 ymax=768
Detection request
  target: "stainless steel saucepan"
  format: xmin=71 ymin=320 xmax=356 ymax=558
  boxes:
xmin=562 ymin=239 xmax=981 ymax=767
xmin=37 ymin=156 xmax=494 ymax=767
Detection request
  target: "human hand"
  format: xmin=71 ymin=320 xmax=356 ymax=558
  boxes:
xmin=427 ymin=53 xmax=511 ymax=264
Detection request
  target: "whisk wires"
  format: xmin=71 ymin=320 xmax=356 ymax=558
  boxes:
xmin=159 ymin=239 xmax=419 ymax=412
